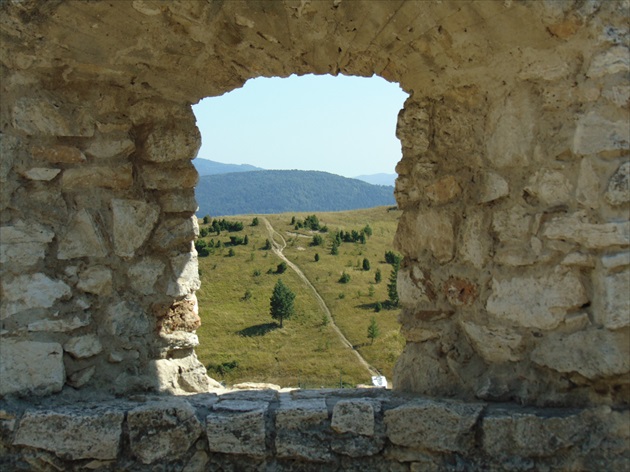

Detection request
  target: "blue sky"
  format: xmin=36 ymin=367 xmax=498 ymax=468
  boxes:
xmin=192 ymin=74 xmax=408 ymax=178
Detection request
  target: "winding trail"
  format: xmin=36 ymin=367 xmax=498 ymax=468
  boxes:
xmin=262 ymin=217 xmax=381 ymax=379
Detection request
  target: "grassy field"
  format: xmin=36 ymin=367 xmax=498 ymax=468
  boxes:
xmin=195 ymin=206 xmax=404 ymax=388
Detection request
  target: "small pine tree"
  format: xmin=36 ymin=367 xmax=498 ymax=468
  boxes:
xmin=375 ymin=301 xmax=382 ymax=312
xmin=203 ymin=215 xmax=210 ymax=225
xmin=375 ymin=268 xmax=382 ymax=283
xmin=339 ymin=272 xmax=351 ymax=283
xmin=367 ymin=317 xmax=380 ymax=344
xmin=228 ymin=248 xmax=235 ymax=257
xmin=363 ymin=224 xmax=373 ymax=237
xmin=311 ymin=234 xmax=323 ymax=246
xmin=251 ymin=217 xmax=259 ymax=226
xmin=243 ymin=235 xmax=249 ymax=245
xmin=290 ymin=216 xmax=296 ymax=225
xmin=362 ymin=258 xmax=371 ymax=271
xmin=263 ymin=239 xmax=272 ymax=250
xmin=276 ymin=262 xmax=287 ymax=274
xmin=270 ymin=279 xmax=296 ymax=327
xmin=314 ymin=253 xmax=320 ymax=262
xmin=331 ymin=242 xmax=339 ymax=255
xmin=387 ymin=262 xmax=400 ymax=307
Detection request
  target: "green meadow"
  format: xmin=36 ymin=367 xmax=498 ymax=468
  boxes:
xmin=195 ymin=206 xmax=404 ymax=388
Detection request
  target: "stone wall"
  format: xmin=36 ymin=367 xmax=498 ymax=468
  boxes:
xmin=0 ymin=1 xmax=628 ymax=468
xmin=1 ymin=388 xmax=628 ymax=471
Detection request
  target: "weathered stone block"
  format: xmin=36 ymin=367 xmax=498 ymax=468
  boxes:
xmin=0 ymin=340 xmax=64 ymax=396
xmin=84 ymin=136 xmax=135 ymax=160
xmin=458 ymin=212 xmax=490 ymax=269
xmin=57 ymin=209 xmax=107 ymax=259
xmin=152 ymin=216 xmax=198 ymax=250
xmin=14 ymin=407 xmax=123 ymax=460
xmin=140 ymin=163 xmax=198 ymax=190
xmin=479 ymin=171 xmax=509 ymax=203
xmin=206 ymin=401 xmax=268 ymax=456
xmin=596 ymin=270 xmax=630 ymax=329
xmin=397 ymin=266 xmax=434 ymax=308
xmin=531 ymin=329 xmax=630 ymax=379
xmin=27 ymin=314 xmax=91 ymax=333
xmin=1 ymin=273 xmax=71 ymax=318
xmin=542 ymin=212 xmax=630 ymax=249
xmin=605 ymin=161 xmax=629 ymax=206
xmin=167 ymin=252 xmax=201 ymax=297
xmin=61 ymin=164 xmax=133 ymax=190
xmin=128 ymin=257 xmax=165 ymax=295
xmin=482 ymin=408 xmax=592 ymax=458
xmin=576 ymin=157 xmax=600 ymax=209
xmin=0 ymin=220 xmax=54 ymax=270
xmin=587 ymin=46 xmax=630 ymax=78
xmin=275 ymin=398 xmax=332 ymax=462
xmin=395 ymin=209 xmax=454 ymax=263
xmin=149 ymin=355 xmax=215 ymax=394
xmin=31 ymin=145 xmax=86 ymax=163
xmin=111 ymin=199 xmax=160 ymax=258
xmin=156 ymin=295 xmax=200 ymax=334
xmin=143 ymin=125 xmax=200 ymax=163
xmin=12 ymin=97 xmax=94 ymax=136
xmin=486 ymin=270 xmax=587 ymax=330
xmin=525 ymin=170 xmax=573 ymax=207
xmin=64 ymin=335 xmax=103 ymax=359
xmin=572 ymin=112 xmax=629 ymax=156
xmin=102 ymin=301 xmax=149 ymax=337
xmin=425 ymin=175 xmax=461 ymax=204
xmin=332 ymin=399 xmax=375 ymax=436
xmin=77 ymin=265 xmax=112 ymax=295
xmin=19 ymin=167 xmax=61 ymax=181
xmin=128 ymin=399 xmax=202 ymax=464
xmin=158 ymin=190 xmax=198 ymax=213
xmin=67 ymin=365 xmax=96 ymax=388
xmin=385 ymin=399 xmax=484 ymax=453
xmin=460 ymin=321 xmax=522 ymax=363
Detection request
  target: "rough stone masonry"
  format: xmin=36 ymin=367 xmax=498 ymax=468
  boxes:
xmin=0 ymin=0 xmax=628 ymax=470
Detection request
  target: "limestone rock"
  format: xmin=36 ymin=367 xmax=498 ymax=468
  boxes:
xmin=479 ymin=171 xmax=509 ymax=203
xmin=1 ymin=273 xmax=71 ymax=318
xmin=67 ymin=365 xmax=96 ymax=388
xmin=61 ymin=164 xmax=133 ymax=190
xmin=603 ymin=84 xmax=630 ymax=107
xmin=84 ymin=136 xmax=134 ymax=160
xmin=525 ymin=170 xmax=573 ymax=207
xmin=12 ymin=97 xmax=94 ymax=136
xmin=395 ymin=208 xmax=454 ymax=264
xmin=57 ymin=209 xmax=107 ymax=259
xmin=486 ymin=270 xmax=587 ymax=330
xmin=206 ymin=401 xmax=268 ymax=456
xmin=486 ymin=89 xmax=534 ymax=168
xmin=31 ymin=145 xmax=86 ymax=163
xmin=128 ymin=257 xmax=165 ymax=295
xmin=587 ymin=46 xmax=630 ymax=78
xmin=111 ymin=199 xmax=160 ymax=258
xmin=128 ymin=399 xmax=202 ymax=464
xmin=397 ymin=266 xmax=434 ymax=308
xmin=443 ymin=277 xmax=477 ymax=306
xmin=542 ymin=212 xmax=630 ymax=249
xmin=64 ymin=335 xmax=103 ymax=359
xmin=158 ymin=190 xmax=198 ymax=213
xmin=425 ymin=175 xmax=461 ymax=204
xmin=157 ymin=331 xmax=199 ymax=353
xmin=14 ymin=407 xmax=123 ymax=460
xmin=531 ymin=329 xmax=630 ymax=379
xmin=576 ymin=158 xmax=600 ymax=209
xmin=0 ymin=340 xmax=64 ymax=396
xmin=385 ymin=399 xmax=484 ymax=453
xmin=602 ymin=252 xmax=630 ymax=270
xmin=482 ymin=408 xmax=592 ymax=458
xmin=20 ymin=167 xmax=61 ymax=181
xmin=460 ymin=321 xmax=522 ymax=363
xmin=596 ymin=270 xmax=630 ymax=329
xmin=143 ymin=125 xmax=200 ymax=163
xmin=77 ymin=265 xmax=112 ymax=295
xmin=275 ymin=398 xmax=332 ymax=462
xmin=167 ymin=252 xmax=201 ymax=297
xmin=572 ymin=112 xmax=630 ymax=156
xmin=0 ymin=220 xmax=54 ymax=270
xmin=458 ymin=212 xmax=490 ymax=269
xmin=150 ymin=355 xmax=215 ymax=394
xmin=27 ymin=314 xmax=91 ymax=333
xmin=519 ymin=48 xmax=570 ymax=81
xmin=331 ymin=400 xmax=375 ymax=436
xmin=152 ymin=216 xmax=198 ymax=250
xmin=102 ymin=301 xmax=149 ymax=337
xmin=605 ymin=161 xmax=629 ymax=206
xmin=492 ymin=205 xmax=532 ymax=243
xmin=156 ymin=295 xmax=200 ymax=334
xmin=140 ymin=162 xmax=198 ymax=190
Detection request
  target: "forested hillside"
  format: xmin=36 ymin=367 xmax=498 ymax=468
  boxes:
xmin=196 ymin=170 xmax=396 ymax=216
xmin=193 ymin=157 xmax=263 ymax=176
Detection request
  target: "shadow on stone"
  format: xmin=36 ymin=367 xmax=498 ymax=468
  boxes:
xmin=237 ymin=323 xmax=279 ymax=337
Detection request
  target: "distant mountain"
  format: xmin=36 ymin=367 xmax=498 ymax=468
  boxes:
xmin=196 ymin=170 xmax=396 ymax=216
xmin=193 ymin=158 xmax=263 ymax=176
xmin=354 ymin=173 xmax=397 ymax=187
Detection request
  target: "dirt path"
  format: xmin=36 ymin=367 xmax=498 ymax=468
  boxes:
xmin=262 ymin=217 xmax=381 ymax=379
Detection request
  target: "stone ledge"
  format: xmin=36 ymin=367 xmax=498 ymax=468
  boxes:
xmin=0 ymin=390 xmax=627 ymax=471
